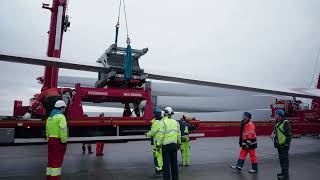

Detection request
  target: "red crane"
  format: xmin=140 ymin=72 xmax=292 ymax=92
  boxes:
xmin=0 ymin=0 xmax=319 ymax=145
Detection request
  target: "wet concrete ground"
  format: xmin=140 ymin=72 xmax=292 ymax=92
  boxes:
xmin=0 ymin=136 xmax=320 ymax=180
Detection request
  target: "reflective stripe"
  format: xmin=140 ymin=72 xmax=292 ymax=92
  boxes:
xmin=160 ymin=118 xmax=180 ymax=145
xmin=165 ymin=129 xmax=179 ymax=134
xmin=46 ymin=167 xmax=52 ymax=176
xmin=51 ymin=167 xmax=61 ymax=176
xmin=161 ymin=121 xmax=179 ymax=134
xmin=49 ymin=135 xmax=58 ymax=138
xmin=163 ymin=140 xmax=178 ymax=145
xmin=276 ymin=120 xmax=288 ymax=145
xmin=162 ymin=120 xmax=168 ymax=133
xmin=243 ymin=131 xmax=255 ymax=135
xmin=47 ymin=113 xmax=67 ymax=140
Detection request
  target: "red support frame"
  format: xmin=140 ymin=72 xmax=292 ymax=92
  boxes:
xmin=66 ymin=83 xmax=154 ymax=121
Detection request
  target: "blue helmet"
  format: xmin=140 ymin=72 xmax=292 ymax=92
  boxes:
xmin=275 ymin=109 xmax=285 ymax=117
xmin=243 ymin=112 xmax=252 ymax=119
xmin=153 ymin=108 xmax=162 ymax=116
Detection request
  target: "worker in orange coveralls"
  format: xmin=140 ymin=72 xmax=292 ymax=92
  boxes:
xmin=25 ymin=85 xmax=70 ymax=118
xmin=230 ymin=112 xmax=258 ymax=173
xmin=96 ymin=113 xmax=105 ymax=156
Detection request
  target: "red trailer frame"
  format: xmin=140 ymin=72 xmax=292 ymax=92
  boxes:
xmin=1 ymin=0 xmax=320 ymax=145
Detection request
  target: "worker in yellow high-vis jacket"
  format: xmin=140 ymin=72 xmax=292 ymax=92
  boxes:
xmin=273 ymin=109 xmax=292 ymax=180
xmin=157 ymin=107 xmax=181 ymax=180
xmin=46 ymin=100 xmax=68 ymax=180
xmin=178 ymin=114 xmax=192 ymax=166
xmin=146 ymin=108 xmax=163 ymax=176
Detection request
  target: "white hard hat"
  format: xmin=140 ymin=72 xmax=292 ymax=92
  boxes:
xmin=22 ymin=112 xmax=32 ymax=120
xmin=54 ymin=100 xmax=67 ymax=108
xmin=164 ymin=107 xmax=174 ymax=115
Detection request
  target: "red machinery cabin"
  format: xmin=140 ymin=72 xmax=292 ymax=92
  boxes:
xmin=270 ymin=98 xmax=320 ymax=135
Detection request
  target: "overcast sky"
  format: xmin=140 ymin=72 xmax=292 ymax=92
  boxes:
xmin=1 ymin=0 xmax=320 ymax=115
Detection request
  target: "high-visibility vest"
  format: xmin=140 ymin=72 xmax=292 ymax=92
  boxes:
xmin=46 ymin=113 xmax=68 ymax=143
xmin=275 ymin=120 xmax=289 ymax=145
xmin=182 ymin=128 xmax=190 ymax=142
xmin=147 ymin=118 xmax=162 ymax=145
xmin=158 ymin=116 xmax=181 ymax=146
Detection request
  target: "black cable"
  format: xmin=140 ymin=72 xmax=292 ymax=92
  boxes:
xmin=122 ymin=0 xmax=130 ymax=43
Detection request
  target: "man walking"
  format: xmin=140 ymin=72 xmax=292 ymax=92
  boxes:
xmin=231 ymin=112 xmax=258 ymax=173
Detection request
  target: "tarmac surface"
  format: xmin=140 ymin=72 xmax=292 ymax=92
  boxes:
xmin=0 ymin=136 xmax=320 ymax=180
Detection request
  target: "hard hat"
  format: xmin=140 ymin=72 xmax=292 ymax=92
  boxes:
xmin=275 ymin=109 xmax=285 ymax=117
xmin=153 ymin=108 xmax=162 ymax=116
xmin=164 ymin=107 xmax=174 ymax=115
xmin=243 ymin=112 xmax=252 ymax=119
xmin=54 ymin=100 xmax=67 ymax=108
xmin=182 ymin=113 xmax=190 ymax=120
xmin=22 ymin=112 xmax=31 ymax=120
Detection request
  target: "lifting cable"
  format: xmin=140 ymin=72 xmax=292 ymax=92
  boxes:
xmin=122 ymin=0 xmax=130 ymax=45
xmin=123 ymin=0 xmax=132 ymax=80
xmin=115 ymin=0 xmax=131 ymax=45
xmin=114 ymin=0 xmax=132 ymax=80
xmin=115 ymin=0 xmax=122 ymax=45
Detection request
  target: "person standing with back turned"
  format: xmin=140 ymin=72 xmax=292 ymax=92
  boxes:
xmin=158 ymin=107 xmax=181 ymax=180
xmin=178 ymin=114 xmax=192 ymax=166
xmin=145 ymin=108 xmax=164 ymax=176
xmin=46 ymin=100 xmax=68 ymax=180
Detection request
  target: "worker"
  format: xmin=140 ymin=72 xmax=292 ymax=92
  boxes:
xmin=145 ymin=108 xmax=163 ymax=176
xmin=46 ymin=100 xmax=68 ymax=180
xmin=25 ymin=85 xmax=70 ymax=118
xmin=96 ymin=113 xmax=105 ymax=156
xmin=178 ymin=114 xmax=192 ymax=166
xmin=81 ymin=114 xmax=92 ymax=154
xmin=157 ymin=107 xmax=181 ymax=180
xmin=82 ymin=143 xmax=93 ymax=154
xmin=230 ymin=112 xmax=258 ymax=173
xmin=273 ymin=109 xmax=292 ymax=180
